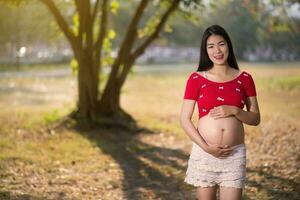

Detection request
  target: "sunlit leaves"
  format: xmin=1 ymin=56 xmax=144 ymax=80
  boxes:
xmin=71 ymin=12 xmax=79 ymax=36
xmin=101 ymin=51 xmax=114 ymax=67
xmin=103 ymin=29 xmax=116 ymax=53
xmin=70 ymin=58 xmax=78 ymax=75
xmin=107 ymin=29 xmax=116 ymax=40
xmin=110 ymin=0 xmax=119 ymax=14
xmin=0 ymin=0 xmax=29 ymax=6
xmin=138 ymin=15 xmax=160 ymax=38
xmin=103 ymin=38 xmax=112 ymax=53
xmin=269 ymin=17 xmax=293 ymax=32
xmin=101 ymin=29 xmax=116 ymax=67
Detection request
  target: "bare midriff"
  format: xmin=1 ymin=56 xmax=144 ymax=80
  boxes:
xmin=197 ymin=114 xmax=244 ymax=147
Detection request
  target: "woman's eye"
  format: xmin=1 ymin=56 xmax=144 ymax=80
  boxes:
xmin=207 ymin=46 xmax=213 ymax=48
xmin=219 ymin=43 xmax=224 ymax=46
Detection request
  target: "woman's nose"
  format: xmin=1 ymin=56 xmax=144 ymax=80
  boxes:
xmin=215 ymin=47 xmax=221 ymax=53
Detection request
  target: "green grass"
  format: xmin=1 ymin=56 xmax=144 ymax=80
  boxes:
xmin=42 ymin=109 xmax=62 ymax=125
xmin=257 ymin=76 xmax=300 ymax=91
xmin=0 ymin=63 xmax=69 ymax=72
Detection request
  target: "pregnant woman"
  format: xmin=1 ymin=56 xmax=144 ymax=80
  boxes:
xmin=180 ymin=25 xmax=261 ymax=200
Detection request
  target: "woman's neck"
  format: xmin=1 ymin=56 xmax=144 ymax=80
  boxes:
xmin=209 ymin=64 xmax=231 ymax=76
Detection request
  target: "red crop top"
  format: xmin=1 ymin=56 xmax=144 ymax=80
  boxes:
xmin=183 ymin=70 xmax=257 ymax=119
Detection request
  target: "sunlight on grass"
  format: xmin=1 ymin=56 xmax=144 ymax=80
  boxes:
xmin=43 ymin=109 xmax=61 ymax=125
xmin=258 ymin=76 xmax=300 ymax=92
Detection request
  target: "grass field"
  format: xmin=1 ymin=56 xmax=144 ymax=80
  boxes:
xmin=0 ymin=62 xmax=299 ymax=199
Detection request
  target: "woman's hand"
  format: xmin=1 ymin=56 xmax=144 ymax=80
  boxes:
xmin=204 ymin=144 xmax=234 ymax=159
xmin=209 ymin=105 xmax=240 ymax=119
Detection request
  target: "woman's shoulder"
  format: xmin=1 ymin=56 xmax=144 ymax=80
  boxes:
xmin=187 ymin=71 xmax=204 ymax=80
xmin=184 ymin=71 xmax=205 ymax=86
xmin=239 ymin=70 xmax=256 ymax=86
xmin=239 ymin=69 xmax=254 ymax=75
xmin=239 ymin=70 xmax=255 ymax=79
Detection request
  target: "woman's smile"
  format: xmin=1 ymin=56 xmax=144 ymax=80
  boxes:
xmin=214 ymin=54 xmax=224 ymax=60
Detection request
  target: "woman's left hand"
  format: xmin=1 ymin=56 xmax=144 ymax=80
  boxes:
xmin=209 ymin=105 xmax=239 ymax=119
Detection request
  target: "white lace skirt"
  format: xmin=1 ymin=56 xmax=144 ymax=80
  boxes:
xmin=184 ymin=142 xmax=246 ymax=188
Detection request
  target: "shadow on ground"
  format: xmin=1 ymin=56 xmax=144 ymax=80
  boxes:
xmin=77 ymin=126 xmax=194 ymax=200
xmin=75 ymin=124 xmax=257 ymax=200
xmin=245 ymin=167 xmax=300 ymax=200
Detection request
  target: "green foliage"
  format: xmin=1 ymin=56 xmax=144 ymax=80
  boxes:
xmin=70 ymin=58 xmax=78 ymax=75
xmin=110 ymin=0 xmax=120 ymax=14
xmin=1 ymin=0 xmax=300 ymax=66
xmin=138 ymin=15 xmax=161 ymax=38
xmin=71 ymin=13 xmax=79 ymax=36
xmin=0 ymin=0 xmax=29 ymax=6
xmin=43 ymin=109 xmax=61 ymax=125
xmin=201 ymin=0 xmax=260 ymax=59
xmin=101 ymin=29 xmax=116 ymax=67
xmin=263 ymin=76 xmax=300 ymax=91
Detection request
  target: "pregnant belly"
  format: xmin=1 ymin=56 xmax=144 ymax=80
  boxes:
xmin=197 ymin=114 xmax=245 ymax=147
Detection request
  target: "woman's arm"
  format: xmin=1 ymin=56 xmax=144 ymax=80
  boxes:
xmin=180 ymin=99 xmax=209 ymax=150
xmin=209 ymin=96 xmax=261 ymax=126
xmin=233 ymin=96 xmax=260 ymax=126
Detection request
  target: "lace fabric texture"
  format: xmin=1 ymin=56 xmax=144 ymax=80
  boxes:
xmin=184 ymin=142 xmax=246 ymax=188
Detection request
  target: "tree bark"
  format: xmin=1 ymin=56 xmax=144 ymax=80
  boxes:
xmin=76 ymin=48 xmax=99 ymax=120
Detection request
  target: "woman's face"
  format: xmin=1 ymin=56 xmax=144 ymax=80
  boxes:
xmin=206 ymin=34 xmax=229 ymax=65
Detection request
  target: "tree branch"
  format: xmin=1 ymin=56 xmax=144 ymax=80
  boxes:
xmin=117 ymin=0 xmax=149 ymax=63
xmin=40 ymin=0 xmax=77 ymax=46
xmin=118 ymin=0 xmax=180 ymax=87
xmin=95 ymin=0 xmax=108 ymax=49
xmin=108 ymin=0 xmax=149 ymax=83
xmin=94 ymin=0 xmax=108 ymax=72
xmin=130 ymin=0 xmax=180 ymax=60
xmin=91 ymin=0 xmax=101 ymax=27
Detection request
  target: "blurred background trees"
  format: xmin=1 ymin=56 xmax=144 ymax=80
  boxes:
xmin=1 ymin=0 xmax=299 ymax=65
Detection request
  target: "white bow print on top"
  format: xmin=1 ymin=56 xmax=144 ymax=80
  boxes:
xmin=217 ymin=97 xmax=224 ymax=101
xmin=219 ymin=86 xmax=224 ymax=90
xmin=192 ymin=75 xmax=198 ymax=79
xmin=201 ymin=84 xmax=206 ymax=88
xmin=236 ymin=88 xmax=241 ymax=92
xmin=237 ymin=80 xmax=242 ymax=84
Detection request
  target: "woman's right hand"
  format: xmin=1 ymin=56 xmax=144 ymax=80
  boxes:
xmin=204 ymin=145 xmax=234 ymax=159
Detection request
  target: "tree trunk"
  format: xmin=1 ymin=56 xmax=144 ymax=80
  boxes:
xmin=96 ymin=66 xmax=137 ymax=130
xmin=97 ymin=76 xmax=121 ymax=117
xmin=76 ymin=48 xmax=99 ymax=120
xmin=98 ymin=58 xmax=135 ymax=117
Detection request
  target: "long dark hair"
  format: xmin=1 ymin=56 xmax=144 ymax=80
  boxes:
xmin=197 ymin=25 xmax=239 ymax=71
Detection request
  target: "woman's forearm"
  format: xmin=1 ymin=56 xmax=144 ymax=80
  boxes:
xmin=180 ymin=118 xmax=209 ymax=150
xmin=234 ymin=108 xmax=260 ymax=126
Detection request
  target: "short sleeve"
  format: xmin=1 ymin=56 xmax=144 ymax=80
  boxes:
xmin=244 ymin=73 xmax=257 ymax=97
xmin=183 ymin=73 xmax=200 ymax=100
